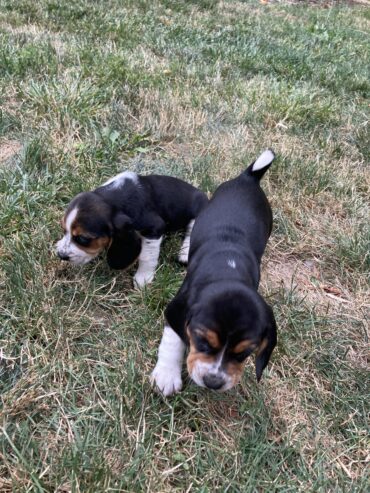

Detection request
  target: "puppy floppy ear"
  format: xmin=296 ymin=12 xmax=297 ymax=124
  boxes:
xmin=255 ymin=305 xmax=277 ymax=382
xmin=164 ymin=280 xmax=189 ymax=342
xmin=107 ymin=230 xmax=142 ymax=270
xmin=112 ymin=212 xmax=133 ymax=235
xmin=106 ymin=212 xmax=141 ymax=270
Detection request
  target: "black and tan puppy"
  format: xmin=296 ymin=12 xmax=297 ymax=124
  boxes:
xmin=151 ymin=150 xmax=277 ymax=395
xmin=56 ymin=171 xmax=208 ymax=288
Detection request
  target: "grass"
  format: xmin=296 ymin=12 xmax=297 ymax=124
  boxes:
xmin=0 ymin=0 xmax=369 ymax=491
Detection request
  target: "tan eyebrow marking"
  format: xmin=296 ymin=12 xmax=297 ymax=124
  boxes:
xmin=71 ymin=224 xmax=89 ymax=237
xmin=232 ymin=339 xmax=255 ymax=354
xmin=204 ymin=329 xmax=221 ymax=349
xmin=193 ymin=328 xmax=221 ymax=349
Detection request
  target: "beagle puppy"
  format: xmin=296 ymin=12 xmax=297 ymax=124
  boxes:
xmin=151 ymin=150 xmax=277 ymax=394
xmin=56 ymin=171 xmax=208 ymax=287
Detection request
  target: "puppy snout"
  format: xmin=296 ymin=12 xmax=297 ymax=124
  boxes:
xmin=57 ymin=251 xmax=70 ymax=261
xmin=203 ymin=374 xmax=225 ymax=390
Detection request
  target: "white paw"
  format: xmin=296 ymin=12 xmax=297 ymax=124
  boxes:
xmin=133 ymin=271 xmax=154 ymax=288
xmin=178 ymin=250 xmax=189 ymax=264
xmin=150 ymin=365 xmax=182 ymax=396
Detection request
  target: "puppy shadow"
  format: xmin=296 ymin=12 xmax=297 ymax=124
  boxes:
xmin=153 ymin=377 xmax=270 ymax=439
xmin=53 ymin=253 xmax=136 ymax=292
xmin=159 ymin=231 xmax=187 ymax=266
xmin=53 ymin=244 xmax=186 ymax=311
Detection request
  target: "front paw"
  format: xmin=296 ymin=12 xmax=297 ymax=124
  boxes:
xmin=134 ymin=271 xmax=154 ymax=288
xmin=150 ymin=365 xmax=182 ymax=396
xmin=178 ymin=250 xmax=189 ymax=265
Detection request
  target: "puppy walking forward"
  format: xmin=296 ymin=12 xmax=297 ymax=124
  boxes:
xmin=151 ymin=150 xmax=277 ymax=395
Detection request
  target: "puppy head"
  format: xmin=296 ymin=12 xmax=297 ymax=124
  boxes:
xmin=56 ymin=192 xmax=113 ymax=265
xmin=56 ymin=192 xmax=140 ymax=267
xmin=186 ymin=288 xmax=277 ymax=391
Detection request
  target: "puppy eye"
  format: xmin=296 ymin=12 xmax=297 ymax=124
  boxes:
xmin=196 ymin=338 xmax=212 ymax=353
xmin=73 ymin=235 xmax=91 ymax=246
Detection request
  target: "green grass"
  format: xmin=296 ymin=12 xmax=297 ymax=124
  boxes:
xmin=0 ymin=0 xmax=369 ymax=491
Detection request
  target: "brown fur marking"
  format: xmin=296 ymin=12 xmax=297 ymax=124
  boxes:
xmin=186 ymin=326 xmax=248 ymax=386
xmin=71 ymin=222 xmax=110 ymax=254
xmin=186 ymin=340 xmax=217 ymax=375
xmin=192 ymin=327 xmax=221 ymax=349
xmin=204 ymin=329 xmax=221 ymax=349
xmin=232 ymin=339 xmax=254 ymax=354
xmin=186 ymin=327 xmax=218 ymax=374
xmin=257 ymin=338 xmax=268 ymax=355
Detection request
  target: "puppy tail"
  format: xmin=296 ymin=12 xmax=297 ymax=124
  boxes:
xmin=246 ymin=149 xmax=275 ymax=180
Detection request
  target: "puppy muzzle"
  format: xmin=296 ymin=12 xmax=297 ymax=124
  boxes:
xmin=188 ymin=359 xmax=235 ymax=392
xmin=57 ymin=251 xmax=70 ymax=261
xmin=55 ymin=238 xmax=96 ymax=265
xmin=202 ymin=373 xmax=226 ymax=390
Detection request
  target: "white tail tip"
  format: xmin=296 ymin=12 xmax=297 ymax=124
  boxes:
xmin=252 ymin=149 xmax=275 ymax=172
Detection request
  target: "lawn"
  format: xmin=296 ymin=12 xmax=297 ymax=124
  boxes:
xmin=0 ymin=0 xmax=369 ymax=491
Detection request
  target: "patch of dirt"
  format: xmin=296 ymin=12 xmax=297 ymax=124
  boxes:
xmin=267 ymin=371 xmax=366 ymax=480
xmin=0 ymin=140 xmax=21 ymax=163
xmin=261 ymin=256 xmax=354 ymax=309
xmin=0 ymin=23 xmax=68 ymax=57
xmin=268 ymin=377 xmax=312 ymax=443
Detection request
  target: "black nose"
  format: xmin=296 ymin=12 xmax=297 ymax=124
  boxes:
xmin=57 ymin=252 xmax=70 ymax=261
xmin=203 ymin=374 xmax=225 ymax=390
